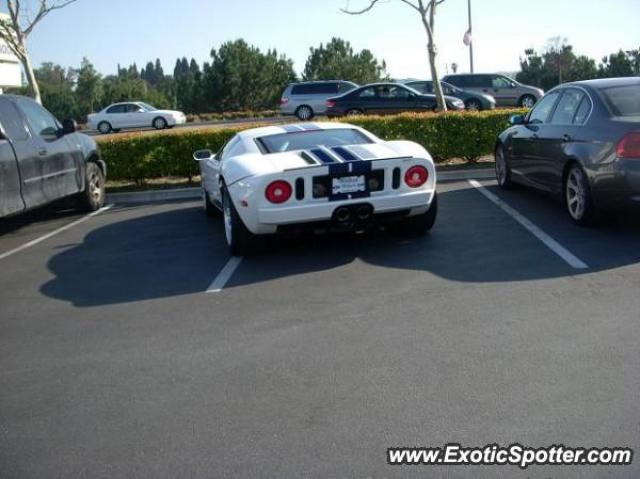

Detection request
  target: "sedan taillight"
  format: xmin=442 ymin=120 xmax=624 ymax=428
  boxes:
xmin=326 ymin=100 xmax=336 ymax=108
xmin=404 ymin=165 xmax=429 ymax=188
xmin=616 ymin=132 xmax=640 ymax=158
xmin=265 ymin=180 xmax=292 ymax=204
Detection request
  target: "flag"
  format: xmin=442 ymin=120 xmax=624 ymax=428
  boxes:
xmin=463 ymin=29 xmax=472 ymax=46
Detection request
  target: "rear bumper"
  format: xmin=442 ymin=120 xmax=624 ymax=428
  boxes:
xmin=260 ymin=190 xmax=431 ymax=222
xmin=592 ymin=158 xmax=640 ymax=208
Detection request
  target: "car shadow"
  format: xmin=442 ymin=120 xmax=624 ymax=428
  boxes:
xmin=0 ymin=202 xmax=81 ymax=236
xmin=40 ymin=187 xmax=640 ymax=306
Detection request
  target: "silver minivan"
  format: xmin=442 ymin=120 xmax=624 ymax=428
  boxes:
xmin=279 ymin=81 xmax=358 ymax=120
xmin=442 ymin=73 xmax=544 ymax=108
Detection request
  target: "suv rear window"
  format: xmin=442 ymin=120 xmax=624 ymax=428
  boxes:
xmin=600 ymin=84 xmax=640 ymax=117
xmin=291 ymin=83 xmax=340 ymax=95
xmin=257 ymin=128 xmax=373 ymax=154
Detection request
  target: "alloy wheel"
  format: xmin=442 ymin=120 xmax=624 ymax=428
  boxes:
xmin=566 ymin=168 xmax=586 ymax=220
xmin=521 ymin=96 xmax=536 ymax=108
xmin=89 ymin=171 xmax=102 ymax=203
xmin=223 ymin=193 xmax=233 ymax=246
xmin=495 ymin=148 xmax=507 ymax=186
xmin=297 ymin=106 xmax=312 ymax=121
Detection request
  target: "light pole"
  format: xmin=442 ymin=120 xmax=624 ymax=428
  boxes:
xmin=467 ymin=0 xmax=474 ymax=73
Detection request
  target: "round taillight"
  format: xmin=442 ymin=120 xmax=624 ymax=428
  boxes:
xmin=265 ymin=180 xmax=292 ymax=204
xmin=404 ymin=165 xmax=429 ymax=188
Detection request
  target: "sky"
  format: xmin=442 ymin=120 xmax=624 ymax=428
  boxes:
xmin=5 ymin=0 xmax=640 ymax=79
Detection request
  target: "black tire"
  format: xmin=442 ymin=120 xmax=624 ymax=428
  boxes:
xmin=346 ymin=109 xmax=363 ymax=117
xmin=295 ymin=105 xmax=314 ymax=121
xmin=519 ymin=94 xmax=537 ymax=108
xmin=152 ymin=117 xmax=168 ymax=130
xmin=465 ymin=98 xmax=482 ymax=110
xmin=97 ymin=121 xmax=112 ymax=134
xmin=76 ymin=162 xmax=105 ymax=212
xmin=203 ymin=189 xmax=219 ymax=217
xmin=495 ymin=144 xmax=514 ymax=190
xmin=402 ymin=192 xmax=438 ymax=234
xmin=564 ymin=163 xmax=596 ymax=226
xmin=221 ymin=187 xmax=262 ymax=256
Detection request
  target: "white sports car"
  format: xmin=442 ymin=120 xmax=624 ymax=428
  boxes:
xmin=193 ymin=122 xmax=437 ymax=255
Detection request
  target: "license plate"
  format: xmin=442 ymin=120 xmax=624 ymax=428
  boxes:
xmin=332 ymin=175 xmax=366 ymax=195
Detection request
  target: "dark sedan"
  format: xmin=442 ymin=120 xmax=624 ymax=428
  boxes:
xmin=325 ymin=83 xmax=465 ymax=118
xmin=404 ymin=80 xmax=496 ymax=110
xmin=495 ymin=77 xmax=640 ymax=225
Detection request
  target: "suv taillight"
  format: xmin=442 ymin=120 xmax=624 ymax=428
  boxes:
xmin=265 ymin=180 xmax=292 ymax=204
xmin=280 ymin=98 xmax=289 ymax=105
xmin=404 ymin=166 xmax=429 ymax=188
xmin=616 ymin=132 xmax=640 ymax=158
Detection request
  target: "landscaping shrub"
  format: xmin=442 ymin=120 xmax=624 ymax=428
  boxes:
xmin=98 ymin=109 xmax=525 ymax=183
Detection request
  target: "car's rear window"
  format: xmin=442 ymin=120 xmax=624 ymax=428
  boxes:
xmin=600 ymin=84 xmax=640 ymax=116
xmin=257 ymin=128 xmax=373 ymax=154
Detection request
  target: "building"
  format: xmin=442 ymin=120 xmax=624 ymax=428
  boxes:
xmin=0 ymin=13 xmax=22 ymax=93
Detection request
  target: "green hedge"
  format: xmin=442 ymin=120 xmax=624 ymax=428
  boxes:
xmin=98 ymin=109 xmax=525 ymax=183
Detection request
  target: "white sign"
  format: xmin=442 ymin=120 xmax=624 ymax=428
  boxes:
xmin=0 ymin=13 xmax=22 ymax=87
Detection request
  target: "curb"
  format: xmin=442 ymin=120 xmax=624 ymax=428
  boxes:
xmin=106 ymin=167 xmax=496 ymax=204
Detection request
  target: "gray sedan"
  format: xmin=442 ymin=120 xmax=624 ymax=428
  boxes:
xmin=495 ymin=77 xmax=640 ymax=225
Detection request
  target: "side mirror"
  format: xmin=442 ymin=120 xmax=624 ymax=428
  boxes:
xmin=509 ymin=114 xmax=525 ymax=125
xmin=62 ymin=118 xmax=78 ymax=135
xmin=193 ymin=149 xmax=214 ymax=161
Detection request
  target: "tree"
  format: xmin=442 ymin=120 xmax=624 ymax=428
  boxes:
xmin=75 ymin=57 xmax=102 ymax=116
xmin=0 ymin=0 xmax=79 ymax=104
xmin=203 ymin=39 xmax=296 ymax=112
xmin=599 ymin=50 xmax=635 ymax=77
xmin=343 ymin=0 xmax=448 ymax=111
xmin=517 ymin=39 xmax=597 ymax=91
xmin=303 ymin=37 xmax=386 ymax=84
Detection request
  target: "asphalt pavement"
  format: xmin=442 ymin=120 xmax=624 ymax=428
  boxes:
xmin=1 ymin=180 xmax=639 ymax=478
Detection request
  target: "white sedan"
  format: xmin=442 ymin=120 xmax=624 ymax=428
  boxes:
xmin=193 ymin=122 xmax=437 ymax=255
xmin=88 ymin=102 xmax=186 ymax=134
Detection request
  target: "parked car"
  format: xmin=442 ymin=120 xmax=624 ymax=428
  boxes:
xmin=402 ymin=79 xmax=496 ymax=110
xmin=325 ymin=83 xmax=465 ymax=117
xmin=193 ymin=122 xmax=437 ymax=255
xmin=279 ymin=81 xmax=359 ymax=121
xmin=443 ymin=73 xmax=543 ymax=108
xmin=0 ymin=94 xmax=106 ymax=219
xmin=494 ymin=77 xmax=640 ymax=225
xmin=87 ymin=102 xmax=186 ymax=134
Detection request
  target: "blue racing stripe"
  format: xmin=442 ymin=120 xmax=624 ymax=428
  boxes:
xmin=281 ymin=125 xmax=303 ymax=133
xmin=332 ymin=146 xmax=361 ymax=162
xmin=311 ymin=148 xmax=336 ymax=164
xmin=297 ymin=123 xmax=321 ymax=131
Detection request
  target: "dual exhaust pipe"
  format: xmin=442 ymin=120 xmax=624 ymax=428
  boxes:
xmin=334 ymin=204 xmax=373 ymax=223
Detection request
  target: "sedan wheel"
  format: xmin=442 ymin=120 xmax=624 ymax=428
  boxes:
xmin=565 ymin=165 xmax=595 ymax=225
xmin=153 ymin=117 xmax=168 ymax=130
xmin=520 ymin=95 xmax=536 ymax=108
xmin=295 ymin=106 xmax=313 ymax=121
xmin=465 ymin=99 xmax=482 ymax=111
xmin=97 ymin=122 xmax=112 ymax=134
xmin=495 ymin=145 xmax=513 ymax=189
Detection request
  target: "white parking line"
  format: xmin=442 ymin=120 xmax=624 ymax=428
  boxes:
xmin=468 ymin=180 xmax=589 ymax=270
xmin=0 ymin=205 xmax=113 ymax=261
xmin=206 ymin=256 xmax=243 ymax=293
